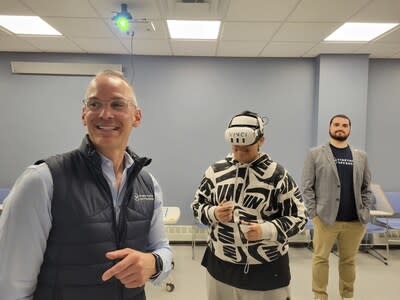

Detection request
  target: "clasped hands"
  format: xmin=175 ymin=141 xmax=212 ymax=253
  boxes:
xmin=102 ymin=248 xmax=156 ymax=288
xmin=214 ymin=200 xmax=262 ymax=241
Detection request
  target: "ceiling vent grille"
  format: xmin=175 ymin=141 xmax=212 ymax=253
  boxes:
xmin=162 ymin=0 xmax=228 ymax=19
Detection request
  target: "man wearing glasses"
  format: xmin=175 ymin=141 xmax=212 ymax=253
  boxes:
xmin=0 ymin=70 xmax=172 ymax=300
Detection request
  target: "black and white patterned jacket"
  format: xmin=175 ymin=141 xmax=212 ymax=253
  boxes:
xmin=192 ymin=153 xmax=307 ymax=265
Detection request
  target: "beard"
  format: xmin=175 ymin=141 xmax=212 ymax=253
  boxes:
xmin=329 ymin=130 xmax=349 ymax=141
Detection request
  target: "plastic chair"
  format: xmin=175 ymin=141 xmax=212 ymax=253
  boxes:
xmin=359 ymin=222 xmax=389 ymax=265
xmin=376 ymin=192 xmax=400 ymax=246
xmin=385 ymin=192 xmax=400 ymax=217
xmin=361 ymin=184 xmax=395 ymax=265
xmin=162 ymin=207 xmax=181 ymax=292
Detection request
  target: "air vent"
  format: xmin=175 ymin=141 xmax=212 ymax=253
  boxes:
xmin=162 ymin=0 xmax=228 ymax=19
xmin=11 ymin=62 xmax=122 ymax=76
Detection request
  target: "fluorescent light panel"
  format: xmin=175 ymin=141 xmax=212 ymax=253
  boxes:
xmin=325 ymin=22 xmax=398 ymax=42
xmin=167 ymin=20 xmax=220 ymax=39
xmin=0 ymin=15 xmax=61 ymax=35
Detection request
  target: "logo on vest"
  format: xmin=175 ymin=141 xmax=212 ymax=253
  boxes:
xmin=133 ymin=193 xmax=154 ymax=201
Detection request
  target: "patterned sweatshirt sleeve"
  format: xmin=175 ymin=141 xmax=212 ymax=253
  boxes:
xmin=191 ymin=166 xmax=218 ymax=225
xmin=271 ymin=169 xmax=307 ymax=243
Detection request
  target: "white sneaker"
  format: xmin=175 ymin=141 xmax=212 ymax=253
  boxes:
xmin=343 ymin=298 xmax=354 ymax=300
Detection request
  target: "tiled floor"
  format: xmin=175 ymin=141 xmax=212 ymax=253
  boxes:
xmin=146 ymin=244 xmax=400 ymax=300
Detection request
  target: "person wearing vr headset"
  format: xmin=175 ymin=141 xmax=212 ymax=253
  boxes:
xmin=192 ymin=111 xmax=307 ymax=300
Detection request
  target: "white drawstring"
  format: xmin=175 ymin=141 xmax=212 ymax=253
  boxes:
xmin=243 ymin=239 xmax=250 ymax=274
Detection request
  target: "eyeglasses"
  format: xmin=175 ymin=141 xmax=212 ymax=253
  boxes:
xmin=83 ymin=98 xmax=132 ymax=113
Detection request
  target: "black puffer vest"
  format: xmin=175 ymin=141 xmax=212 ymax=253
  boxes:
xmin=33 ymin=136 xmax=155 ymax=300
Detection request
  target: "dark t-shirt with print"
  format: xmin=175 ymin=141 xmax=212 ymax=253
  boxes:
xmin=330 ymin=144 xmax=358 ymax=221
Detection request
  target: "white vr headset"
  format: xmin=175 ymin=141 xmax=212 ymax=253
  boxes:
xmin=224 ymin=113 xmax=265 ymax=146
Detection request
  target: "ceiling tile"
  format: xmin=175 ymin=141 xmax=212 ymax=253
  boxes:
xmin=106 ymin=19 xmax=168 ymax=40
xmin=391 ymin=51 xmax=400 ymax=58
xmin=22 ymin=36 xmax=84 ymax=52
xmin=288 ymin=0 xmax=370 ymax=22
xmin=43 ymin=17 xmax=114 ymax=38
xmin=225 ymin=0 xmax=299 ymax=21
xmin=355 ymin=42 xmax=400 ymax=57
xmin=217 ymin=41 xmax=266 ymax=57
xmin=170 ymin=40 xmax=217 ymax=56
xmin=0 ymin=0 xmax=35 ymax=15
xmin=132 ymin=20 xmax=168 ymax=39
xmin=21 ymin=0 xmax=98 ymax=17
xmin=121 ymin=38 xmax=172 ymax=55
xmin=0 ymin=27 xmax=11 ymax=36
xmin=261 ymin=42 xmax=316 ymax=57
xmin=272 ymin=22 xmax=340 ymax=42
xmin=0 ymin=35 xmax=39 ymax=51
xmin=374 ymin=27 xmax=400 ymax=43
xmin=163 ymin=1 xmax=224 ymax=19
xmin=73 ymin=37 xmax=128 ymax=54
xmin=304 ymin=42 xmax=365 ymax=57
xmin=89 ymin=0 xmax=161 ymax=19
xmin=350 ymin=0 xmax=400 ymax=22
xmin=220 ymin=22 xmax=281 ymax=41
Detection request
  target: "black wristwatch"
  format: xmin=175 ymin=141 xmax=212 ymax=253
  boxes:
xmin=150 ymin=253 xmax=163 ymax=279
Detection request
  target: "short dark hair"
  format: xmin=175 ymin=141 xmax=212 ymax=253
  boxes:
xmin=329 ymin=114 xmax=351 ymax=127
xmin=230 ymin=110 xmax=264 ymax=136
xmin=239 ymin=110 xmax=259 ymax=118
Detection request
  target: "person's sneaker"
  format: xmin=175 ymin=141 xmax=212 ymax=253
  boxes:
xmin=343 ymin=298 xmax=354 ymax=300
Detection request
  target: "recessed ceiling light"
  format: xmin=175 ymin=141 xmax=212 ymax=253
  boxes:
xmin=167 ymin=20 xmax=220 ymax=39
xmin=0 ymin=15 xmax=61 ymax=35
xmin=325 ymin=22 xmax=398 ymax=42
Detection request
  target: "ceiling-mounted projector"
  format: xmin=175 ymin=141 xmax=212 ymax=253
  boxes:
xmin=112 ymin=3 xmax=133 ymax=32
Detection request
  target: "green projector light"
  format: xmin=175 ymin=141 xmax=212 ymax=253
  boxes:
xmin=115 ymin=16 xmax=130 ymax=32
xmin=112 ymin=3 xmax=132 ymax=33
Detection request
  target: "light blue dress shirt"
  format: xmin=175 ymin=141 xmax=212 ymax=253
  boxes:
xmin=0 ymin=152 xmax=172 ymax=300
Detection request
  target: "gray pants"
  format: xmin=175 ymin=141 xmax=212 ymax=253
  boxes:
xmin=206 ymin=272 xmax=291 ymax=300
